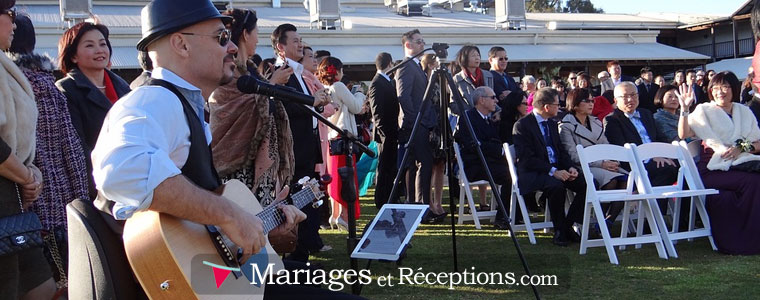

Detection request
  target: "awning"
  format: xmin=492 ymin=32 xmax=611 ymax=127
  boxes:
xmin=706 ymin=57 xmax=752 ymax=80
xmin=36 ymin=42 xmax=710 ymax=70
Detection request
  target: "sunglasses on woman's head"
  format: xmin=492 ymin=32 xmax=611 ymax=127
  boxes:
xmin=2 ymin=8 xmax=15 ymax=22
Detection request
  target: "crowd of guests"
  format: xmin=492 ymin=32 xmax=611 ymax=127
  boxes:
xmin=2 ymin=0 xmax=760 ymax=297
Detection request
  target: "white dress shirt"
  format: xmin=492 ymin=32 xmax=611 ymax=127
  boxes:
xmin=91 ymin=68 xmax=212 ymax=219
xmin=377 ymin=70 xmax=391 ymax=82
xmin=275 ymin=57 xmax=318 ymax=128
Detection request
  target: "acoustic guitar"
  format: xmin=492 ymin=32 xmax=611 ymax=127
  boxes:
xmin=123 ymin=178 xmax=324 ymax=299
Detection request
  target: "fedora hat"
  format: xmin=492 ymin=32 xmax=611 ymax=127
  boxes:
xmin=136 ymin=0 xmax=231 ymax=51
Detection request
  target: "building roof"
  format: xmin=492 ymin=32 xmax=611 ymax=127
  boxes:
xmin=19 ymin=2 xmax=710 ymax=69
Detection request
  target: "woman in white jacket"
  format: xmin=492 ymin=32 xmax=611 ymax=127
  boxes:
xmin=318 ymin=57 xmax=366 ymax=229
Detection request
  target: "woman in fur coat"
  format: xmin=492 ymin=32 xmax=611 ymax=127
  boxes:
xmin=0 ymin=3 xmax=56 ymax=298
xmin=10 ymin=14 xmax=90 ymax=291
xmin=677 ymin=71 xmax=760 ymax=255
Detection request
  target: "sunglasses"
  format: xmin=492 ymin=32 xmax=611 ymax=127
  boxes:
xmin=2 ymin=8 xmax=15 ymax=22
xmin=180 ymin=29 xmax=232 ymax=47
xmin=569 ymin=77 xmax=577 ymax=80
xmin=580 ymin=99 xmax=594 ymax=103
xmin=497 ymin=57 xmax=508 ymax=61
xmin=242 ymin=10 xmax=252 ymax=26
xmin=483 ymin=95 xmax=497 ymax=100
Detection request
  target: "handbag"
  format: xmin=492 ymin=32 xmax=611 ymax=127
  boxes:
xmin=0 ymin=184 xmax=44 ymax=256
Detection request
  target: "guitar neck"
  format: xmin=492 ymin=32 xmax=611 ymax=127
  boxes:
xmin=256 ymin=188 xmax=315 ymax=234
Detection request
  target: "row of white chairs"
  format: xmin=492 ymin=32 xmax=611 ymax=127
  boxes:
xmin=454 ymin=140 xmax=718 ymax=265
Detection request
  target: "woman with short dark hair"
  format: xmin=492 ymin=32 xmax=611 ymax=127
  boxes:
xmin=653 ymin=84 xmax=682 ymax=143
xmin=452 ymin=44 xmax=493 ymax=115
xmin=559 ymin=88 xmax=627 ymax=230
xmin=677 ymin=71 xmax=760 ymax=254
xmin=55 ymin=21 xmax=130 ymax=198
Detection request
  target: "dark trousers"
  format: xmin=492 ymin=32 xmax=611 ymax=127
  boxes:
xmin=525 ymin=172 xmax=586 ymax=231
xmin=465 ymin=156 xmax=512 ymax=222
xmin=290 ymin=171 xmax=324 ymax=262
xmin=403 ymin=127 xmax=433 ymax=204
xmin=373 ymin=138 xmax=398 ymax=209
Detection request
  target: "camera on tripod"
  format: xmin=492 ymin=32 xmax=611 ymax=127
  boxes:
xmin=431 ymin=43 xmax=449 ymax=59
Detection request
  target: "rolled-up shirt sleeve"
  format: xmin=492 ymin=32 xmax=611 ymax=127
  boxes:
xmin=91 ymin=87 xmax=189 ymax=219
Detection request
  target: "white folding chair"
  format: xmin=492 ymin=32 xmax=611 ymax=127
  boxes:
xmin=453 ymin=142 xmax=497 ymax=229
xmin=628 ymin=142 xmax=719 ymax=258
xmin=503 ymin=143 xmax=553 ymax=244
xmin=676 ymin=140 xmax=718 ymax=248
xmin=576 ymin=143 xmax=669 ymax=264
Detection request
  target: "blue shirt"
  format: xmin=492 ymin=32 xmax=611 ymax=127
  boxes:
xmin=533 ymin=111 xmax=558 ymax=176
xmin=624 ymin=110 xmax=652 ymax=144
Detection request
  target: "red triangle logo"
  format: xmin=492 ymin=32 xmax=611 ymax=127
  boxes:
xmin=212 ymin=267 xmax=232 ymax=289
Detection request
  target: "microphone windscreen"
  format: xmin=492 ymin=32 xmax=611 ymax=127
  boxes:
xmin=236 ymin=75 xmax=258 ymax=94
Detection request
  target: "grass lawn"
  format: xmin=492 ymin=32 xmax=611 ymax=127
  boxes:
xmin=310 ymin=188 xmax=760 ymax=299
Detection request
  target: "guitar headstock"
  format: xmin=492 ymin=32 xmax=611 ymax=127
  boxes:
xmin=296 ymin=177 xmax=326 ymax=208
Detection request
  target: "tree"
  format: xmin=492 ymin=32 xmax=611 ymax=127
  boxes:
xmin=562 ymin=0 xmax=604 ymax=13
xmin=526 ymin=0 xmax=561 ymax=13
xmin=525 ymin=0 xmax=603 ymax=14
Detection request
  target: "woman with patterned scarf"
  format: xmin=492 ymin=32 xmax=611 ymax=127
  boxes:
xmin=451 ymin=44 xmax=494 ymax=116
xmin=208 ymin=8 xmax=294 ymax=209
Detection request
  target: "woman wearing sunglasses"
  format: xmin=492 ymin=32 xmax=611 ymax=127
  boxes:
xmin=208 ymin=9 xmax=296 ymax=218
xmin=0 ymin=1 xmax=56 ymax=298
xmin=559 ymin=88 xmax=627 ymax=234
xmin=55 ymin=21 xmax=130 ymax=199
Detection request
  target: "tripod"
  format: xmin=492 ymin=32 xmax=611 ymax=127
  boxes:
xmin=384 ymin=44 xmax=541 ymax=299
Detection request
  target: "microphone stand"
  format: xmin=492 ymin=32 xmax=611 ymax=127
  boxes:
xmin=286 ymin=103 xmax=373 ymax=296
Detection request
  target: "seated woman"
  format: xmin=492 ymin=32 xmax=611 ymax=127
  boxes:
xmin=653 ymin=84 xmax=684 ymax=143
xmin=559 ymin=88 xmax=627 ymax=229
xmin=677 ymin=71 xmax=760 ymax=255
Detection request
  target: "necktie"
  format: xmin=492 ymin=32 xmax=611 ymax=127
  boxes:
xmin=541 ymin=121 xmax=554 ymax=148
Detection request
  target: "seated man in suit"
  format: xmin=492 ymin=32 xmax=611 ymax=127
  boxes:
xmin=455 ymin=86 xmax=511 ymax=229
xmin=512 ymin=88 xmax=587 ymax=246
xmin=604 ymin=82 xmax=680 ymax=215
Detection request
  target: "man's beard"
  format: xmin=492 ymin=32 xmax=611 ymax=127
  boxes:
xmin=219 ymin=54 xmax=236 ymax=85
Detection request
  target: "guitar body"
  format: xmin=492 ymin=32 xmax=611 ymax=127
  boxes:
xmin=123 ymin=179 xmax=283 ymax=300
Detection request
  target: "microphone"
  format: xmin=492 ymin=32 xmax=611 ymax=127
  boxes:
xmin=236 ymin=75 xmax=315 ymax=107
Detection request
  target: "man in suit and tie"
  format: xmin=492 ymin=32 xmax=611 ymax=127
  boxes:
xmin=489 ymin=46 xmax=520 ymax=102
xmin=604 ymin=82 xmax=679 ymax=215
xmin=455 ymin=86 xmax=512 ymax=229
xmin=607 ymin=60 xmax=634 ymax=86
xmin=271 ymin=23 xmax=331 ymax=262
xmin=396 ymin=29 xmax=438 ymax=210
xmin=369 ymin=52 xmax=400 ymax=209
xmin=512 ymin=88 xmax=587 ymax=246
xmin=636 ymin=67 xmax=659 ymax=114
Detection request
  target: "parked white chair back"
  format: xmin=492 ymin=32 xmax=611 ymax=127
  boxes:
xmin=575 ymin=143 xmax=669 ymax=264
xmin=629 ymin=142 xmax=719 ymax=258
xmin=452 ymin=142 xmax=497 ymax=229
xmin=503 ymin=143 xmax=553 ymax=244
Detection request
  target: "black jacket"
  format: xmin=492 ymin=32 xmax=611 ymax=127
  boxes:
xmin=636 ymin=82 xmax=659 ymax=114
xmin=56 ymin=68 xmax=130 ymax=161
xmin=512 ymin=113 xmax=572 ymax=193
xmin=368 ymin=73 xmax=399 ymax=144
xmin=603 ymin=108 xmax=659 ymax=146
xmin=282 ymin=73 xmax=322 ymax=181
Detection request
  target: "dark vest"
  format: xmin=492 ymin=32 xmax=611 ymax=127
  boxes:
xmin=147 ymin=79 xmax=221 ymax=191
